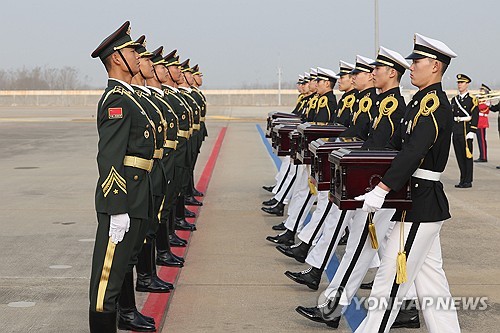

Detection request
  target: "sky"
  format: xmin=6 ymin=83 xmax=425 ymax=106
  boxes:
xmin=0 ymin=0 xmax=498 ymax=90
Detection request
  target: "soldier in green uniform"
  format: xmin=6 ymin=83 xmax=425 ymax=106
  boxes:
xmin=146 ymin=46 xmax=186 ymax=266
xmin=89 ymin=21 xmax=156 ymax=333
xmin=130 ymin=36 xmax=180 ymax=296
xmin=160 ymin=50 xmax=197 ymax=235
xmin=187 ymin=63 xmax=207 ymax=197
xmin=192 ymin=64 xmax=208 ymax=146
xmin=178 ymin=59 xmax=204 ymax=205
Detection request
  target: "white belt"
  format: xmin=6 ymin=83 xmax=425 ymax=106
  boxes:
xmin=479 ymin=113 xmax=488 ymax=117
xmin=412 ymin=168 xmax=441 ymax=181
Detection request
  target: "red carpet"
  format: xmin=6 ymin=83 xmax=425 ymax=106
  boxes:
xmin=136 ymin=127 xmax=227 ymax=332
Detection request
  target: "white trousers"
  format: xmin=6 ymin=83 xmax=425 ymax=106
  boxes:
xmin=283 ymin=165 xmax=317 ymax=234
xmin=298 ymin=190 xmax=331 ymax=245
xmin=305 ymin=209 xmax=354 ymax=269
xmin=354 ymin=221 xmax=460 ymax=333
xmin=272 ymin=156 xmax=290 ymax=194
xmin=272 ymin=162 xmax=297 ymax=205
xmin=323 ymin=209 xmax=417 ymax=310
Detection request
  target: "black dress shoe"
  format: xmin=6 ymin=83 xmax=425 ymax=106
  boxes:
xmin=266 ymin=229 xmax=294 ymax=246
xmin=497 ymin=166 xmax=500 ymax=169
xmin=295 ymin=306 xmax=340 ymax=328
xmin=118 ymin=309 xmax=156 ymax=332
xmin=185 ymin=208 xmax=196 ymax=218
xmin=360 ymin=280 xmax=373 ymax=290
xmin=455 ymin=182 xmax=472 ymax=188
xmin=262 ymin=198 xmax=278 ymax=206
xmin=272 ymin=222 xmax=287 ymax=230
xmin=185 ymin=195 xmax=203 ymax=206
xmin=192 ymin=187 xmax=204 ymax=197
xmin=261 ymin=203 xmax=284 ymax=216
xmin=284 ymin=267 xmax=321 ymax=290
xmin=171 ymin=252 xmax=185 ymax=263
xmin=262 ymin=185 xmax=275 ymax=192
xmin=474 ymin=158 xmax=487 ymax=162
xmin=276 ymin=242 xmax=310 ymax=263
xmin=175 ymin=218 xmax=196 ymax=231
xmin=169 ymin=233 xmax=187 ymax=247
xmin=391 ymin=301 xmax=420 ymax=329
xmin=136 ymin=274 xmax=173 ymax=293
xmin=156 ymin=251 xmax=184 ymax=267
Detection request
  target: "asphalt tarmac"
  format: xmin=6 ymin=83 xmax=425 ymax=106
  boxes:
xmin=0 ymin=106 xmax=498 ymax=333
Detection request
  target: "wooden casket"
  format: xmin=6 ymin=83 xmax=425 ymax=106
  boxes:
xmin=269 ymin=118 xmax=301 ymax=146
xmin=289 ymin=130 xmax=301 ymax=164
xmin=266 ymin=112 xmax=301 ymax=137
xmin=273 ymin=124 xmax=300 ymax=156
xmin=296 ymin=123 xmax=346 ymax=164
xmin=328 ymin=148 xmax=412 ymax=210
xmin=309 ymin=138 xmax=364 ymax=191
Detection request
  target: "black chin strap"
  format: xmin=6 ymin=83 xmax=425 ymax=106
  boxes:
xmin=193 ymin=76 xmax=201 ymax=86
xmin=182 ymin=72 xmax=190 ymax=86
xmin=152 ymin=65 xmax=162 ymax=84
xmin=139 ymin=69 xmax=147 ymax=80
xmin=166 ymin=66 xmax=179 ymax=85
xmin=117 ymin=50 xmax=135 ymax=78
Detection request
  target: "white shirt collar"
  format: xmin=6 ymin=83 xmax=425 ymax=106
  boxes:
xmin=459 ymin=91 xmax=469 ymax=99
xmin=131 ymin=84 xmax=151 ymax=95
xmin=109 ymin=78 xmax=134 ymax=93
xmin=164 ymin=84 xmax=179 ymax=93
xmin=178 ymin=86 xmax=192 ymax=93
xmin=147 ymin=86 xmax=164 ymax=96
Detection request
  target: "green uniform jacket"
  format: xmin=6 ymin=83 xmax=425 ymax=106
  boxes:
xmin=95 ymin=80 xmax=155 ymax=220
xmin=192 ymin=86 xmax=208 ymax=138
xmin=131 ymin=85 xmax=166 ymax=197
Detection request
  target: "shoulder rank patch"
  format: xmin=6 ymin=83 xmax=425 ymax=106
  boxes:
xmin=108 ymin=108 xmax=123 ymax=119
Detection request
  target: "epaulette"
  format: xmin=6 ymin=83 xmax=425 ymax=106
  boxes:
xmin=359 ymin=94 xmax=373 ymax=113
xmin=412 ymin=90 xmax=440 ymax=142
xmin=419 ymin=91 xmax=440 ymax=117
xmin=112 ymin=85 xmax=126 ymax=95
xmin=134 ymin=89 xmax=143 ymax=98
xmin=472 ymin=95 xmax=479 ymax=107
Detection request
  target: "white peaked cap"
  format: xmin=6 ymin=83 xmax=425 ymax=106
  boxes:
xmin=338 ymin=60 xmax=355 ymax=75
xmin=352 ymin=55 xmax=375 ymax=73
xmin=316 ymin=67 xmax=339 ymax=80
xmin=372 ymin=46 xmax=410 ymax=73
xmin=407 ymin=33 xmax=457 ymax=65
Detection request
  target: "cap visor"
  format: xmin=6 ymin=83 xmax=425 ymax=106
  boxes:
xmin=371 ymin=60 xmax=388 ymax=67
xmin=405 ymin=52 xmax=426 ymax=60
xmin=350 ymin=68 xmax=363 ymax=74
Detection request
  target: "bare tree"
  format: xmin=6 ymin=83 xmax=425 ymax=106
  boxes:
xmin=0 ymin=66 xmax=87 ymax=90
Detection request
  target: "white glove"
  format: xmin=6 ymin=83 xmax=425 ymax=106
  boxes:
xmin=355 ymin=186 xmax=389 ymax=213
xmin=466 ymin=132 xmax=475 ymax=140
xmin=109 ymin=213 xmax=130 ymax=244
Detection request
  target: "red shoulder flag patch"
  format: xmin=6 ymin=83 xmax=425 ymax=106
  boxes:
xmin=108 ymin=107 xmax=123 ymax=119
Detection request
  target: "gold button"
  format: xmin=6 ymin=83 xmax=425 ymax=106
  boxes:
xmin=134 ymin=175 xmax=139 ymax=180
xmin=146 ymin=124 xmax=150 ymax=128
